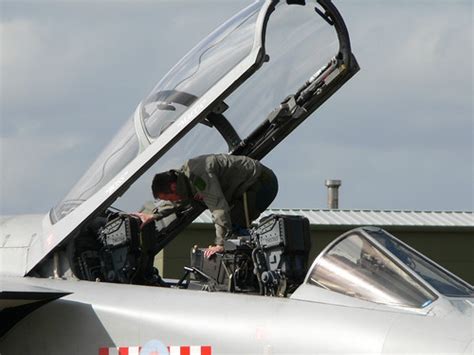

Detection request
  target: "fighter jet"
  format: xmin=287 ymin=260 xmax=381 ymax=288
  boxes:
xmin=1 ymin=1 xmax=472 ymax=354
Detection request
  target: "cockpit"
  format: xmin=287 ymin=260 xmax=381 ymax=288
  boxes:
xmin=304 ymin=227 xmax=473 ymax=308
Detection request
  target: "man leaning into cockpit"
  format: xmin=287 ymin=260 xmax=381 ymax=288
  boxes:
xmin=132 ymin=153 xmax=278 ymax=283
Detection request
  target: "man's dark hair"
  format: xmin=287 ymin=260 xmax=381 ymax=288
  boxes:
xmin=152 ymin=170 xmax=177 ymax=198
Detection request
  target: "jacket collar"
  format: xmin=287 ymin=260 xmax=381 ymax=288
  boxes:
xmin=175 ymin=170 xmax=193 ymax=199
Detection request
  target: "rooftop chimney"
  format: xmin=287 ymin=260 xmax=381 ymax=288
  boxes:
xmin=325 ymin=179 xmax=341 ymax=209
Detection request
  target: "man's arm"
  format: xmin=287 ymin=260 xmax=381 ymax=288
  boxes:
xmin=195 ymin=173 xmax=233 ymax=246
xmin=131 ymin=201 xmax=183 ymax=228
xmin=195 ymin=174 xmax=234 ymax=258
xmin=204 ymin=245 xmax=224 ymax=258
xmin=130 ymin=212 xmax=157 ymax=228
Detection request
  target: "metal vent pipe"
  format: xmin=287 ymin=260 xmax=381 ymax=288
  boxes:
xmin=325 ymin=179 xmax=341 ymax=209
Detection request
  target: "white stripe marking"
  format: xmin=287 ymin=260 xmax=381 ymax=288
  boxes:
xmin=169 ymin=346 xmax=181 ymax=355
xmin=190 ymin=346 xmax=202 ymax=355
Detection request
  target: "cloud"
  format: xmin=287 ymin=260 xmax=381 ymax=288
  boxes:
xmin=0 ymin=0 xmax=472 ymax=216
xmin=0 ymin=1 xmax=253 ymax=214
xmin=0 ymin=129 xmax=84 ymax=213
xmin=0 ymin=17 xmax=93 ymax=115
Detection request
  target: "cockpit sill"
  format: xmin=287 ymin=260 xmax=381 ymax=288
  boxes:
xmin=291 ymin=284 xmax=436 ymax=316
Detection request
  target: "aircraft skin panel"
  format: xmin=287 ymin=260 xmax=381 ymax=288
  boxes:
xmin=0 ymin=214 xmax=43 ymax=248
xmin=0 ymin=215 xmax=44 ymax=276
xmin=0 ymin=277 xmax=471 ymax=355
xmin=0 ymin=277 xmax=398 ymax=354
xmin=0 ymin=279 xmax=70 ymax=311
xmin=291 ymin=283 xmax=428 ymax=314
xmin=383 ymin=295 xmax=473 ymax=353
xmin=0 ymin=214 xmax=44 ymax=276
xmin=0 ymin=277 xmax=71 ymax=337
xmin=0 ymin=248 xmax=28 ymax=276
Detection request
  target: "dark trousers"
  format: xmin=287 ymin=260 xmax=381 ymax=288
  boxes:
xmin=230 ymin=166 xmax=279 ymax=230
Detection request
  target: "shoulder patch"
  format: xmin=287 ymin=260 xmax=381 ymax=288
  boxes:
xmin=193 ymin=176 xmax=207 ymax=191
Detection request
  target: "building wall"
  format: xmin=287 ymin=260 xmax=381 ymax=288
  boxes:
xmin=158 ymin=224 xmax=474 ymax=285
xmin=159 ymin=226 xmax=215 ymax=279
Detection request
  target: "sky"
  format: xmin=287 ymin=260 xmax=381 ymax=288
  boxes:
xmin=0 ymin=0 xmax=472 ymax=216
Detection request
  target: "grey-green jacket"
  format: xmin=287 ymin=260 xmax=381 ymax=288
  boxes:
xmin=165 ymin=154 xmax=264 ymax=245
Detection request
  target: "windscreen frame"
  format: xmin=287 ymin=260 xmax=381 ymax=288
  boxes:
xmin=305 ymin=228 xmax=443 ymax=308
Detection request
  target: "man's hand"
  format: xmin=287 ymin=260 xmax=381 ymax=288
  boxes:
xmin=204 ymin=245 xmax=224 ymax=259
xmin=129 ymin=212 xmax=156 ymax=229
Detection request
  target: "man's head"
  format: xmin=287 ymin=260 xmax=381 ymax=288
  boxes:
xmin=151 ymin=170 xmax=182 ymax=201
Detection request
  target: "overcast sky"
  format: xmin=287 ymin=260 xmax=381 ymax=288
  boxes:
xmin=0 ymin=0 xmax=472 ymax=216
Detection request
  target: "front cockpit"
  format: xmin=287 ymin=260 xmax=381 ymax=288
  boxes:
xmin=307 ymin=229 xmax=438 ymax=308
xmin=295 ymin=227 xmax=473 ymax=309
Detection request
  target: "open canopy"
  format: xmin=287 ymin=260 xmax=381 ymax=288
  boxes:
xmin=30 ymin=0 xmax=359 ymax=274
xmin=51 ymin=1 xmax=266 ymax=223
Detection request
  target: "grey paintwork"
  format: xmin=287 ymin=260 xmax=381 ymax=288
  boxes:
xmin=0 ymin=276 xmax=472 ymax=354
xmin=0 ymin=214 xmax=43 ymax=276
xmin=1 ymin=225 xmax=472 ymax=354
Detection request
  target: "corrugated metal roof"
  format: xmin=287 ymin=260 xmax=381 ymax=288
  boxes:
xmin=192 ymin=209 xmax=474 ymax=227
